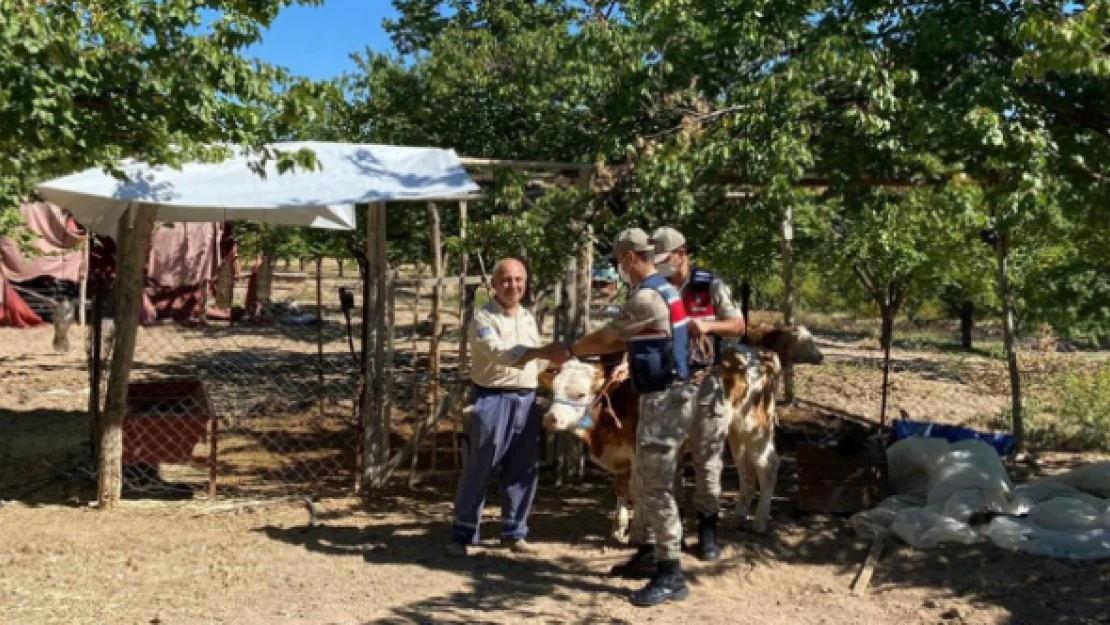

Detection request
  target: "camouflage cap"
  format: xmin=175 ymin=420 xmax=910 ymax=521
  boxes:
xmin=606 ymin=228 xmax=655 ymax=258
xmin=651 ymin=226 xmax=686 ymax=262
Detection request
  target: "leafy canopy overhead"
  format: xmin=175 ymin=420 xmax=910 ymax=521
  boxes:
xmin=0 ymin=0 xmax=333 ymax=238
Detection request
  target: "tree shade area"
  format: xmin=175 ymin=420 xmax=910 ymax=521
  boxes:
xmin=2 ymin=2 xmax=1108 ymax=452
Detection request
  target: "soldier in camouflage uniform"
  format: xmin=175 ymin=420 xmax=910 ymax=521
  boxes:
xmin=547 ymin=228 xmax=697 ymax=607
xmin=652 ymin=227 xmax=748 ymax=562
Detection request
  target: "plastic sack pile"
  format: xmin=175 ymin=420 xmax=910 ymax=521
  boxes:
xmin=850 ymin=438 xmax=1110 ymax=560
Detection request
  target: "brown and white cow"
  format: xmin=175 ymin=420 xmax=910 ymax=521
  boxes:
xmin=540 ymin=360 xmax=641 ymax=540
xmin=541 ymin=342 xmax=787 ymax=539
xmin=740 ymin=323 xmax=824 ymax=367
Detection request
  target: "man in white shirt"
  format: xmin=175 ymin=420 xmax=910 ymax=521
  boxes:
xmin=448 ymin=258 xmax=556 ymax=557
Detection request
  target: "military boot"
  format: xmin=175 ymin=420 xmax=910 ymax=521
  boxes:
xmin=629 ymin=559 xmax=690 ymax=607
xmin=696 ymin=512 xmax=722 ymax=561
xmin=608 ymin=544 xmax=656 ymax=579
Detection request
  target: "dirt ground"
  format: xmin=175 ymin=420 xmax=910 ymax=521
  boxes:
xmin=3 ymin=296 xmax=1110 ymax=624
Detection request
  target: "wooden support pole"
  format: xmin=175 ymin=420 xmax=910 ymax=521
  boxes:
xmin=375 ymin=205 xmax=390 ymax=472
xmin=555 ymin=259 xmax=577 ymax=485
xmin=385 ymin=267 xmax=397 ymax=466
xmin=408 ymin=276 xmax=423 ymax=483
xmin=781 ymin=204 xmax=797 ymax=404
xmin=98 ymin=205 xmax=158 ymax=509
xmin=361 ymin=202 xmax=389 ymax=492
xmin=316 ymin=257 xmax=325 ymax=417
xmin=79 ymin=239 xmax=89 ymax=327
xmin=570 ymin=225 xmax=593 ymax=481
xmin=88 ymin=277 xmax=104 ymax=464
xmin=455 ymin=200 xmax=469 ymax=472
xmin=995 ymin=226 xmax=1024 ymax=453
xmin=427 ymin=202 xmax=444 ymax=476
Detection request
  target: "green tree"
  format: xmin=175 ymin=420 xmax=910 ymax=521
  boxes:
xmin=0 ymin=0 xmax=329 ymax=241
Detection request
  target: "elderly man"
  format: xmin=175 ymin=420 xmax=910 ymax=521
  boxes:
xmin=541 ymin=229 xmax=697 ymax=607
xmin=448 ymin=258 xmax=555 ymax=558
xmin=652 ymin=226 xmax=747 ymax=562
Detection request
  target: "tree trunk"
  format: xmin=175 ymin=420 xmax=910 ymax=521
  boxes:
xmin=98 ymin=205 xmax=158 ymax=509
xmin=780 ymin=205 xmax=797 ymax=403
xmin=959 ymin=301 xmax=975 ymax=350
xmin=879 ymin=300 xmax=895 ymax=426
xmin=995 ymin=228 xmax=1024 ymax=452
xmin=740 ymin=280 xmax=751 ymax=328
xmin=257 ymin=256 xmax=274 ymax=308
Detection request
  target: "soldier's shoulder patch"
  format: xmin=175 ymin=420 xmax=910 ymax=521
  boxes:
xmin=477 ymin=325 xmax=493 ymax=339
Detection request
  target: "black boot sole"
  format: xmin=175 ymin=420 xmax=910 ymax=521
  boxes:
xmin=629 ymin=586 xmax=690 ymax=607
xmin=696 ymin=546 xmax=722 ymax=562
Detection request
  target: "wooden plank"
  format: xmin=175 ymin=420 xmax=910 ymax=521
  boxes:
xmin=851 ymin=534 xmax=888 ymax=596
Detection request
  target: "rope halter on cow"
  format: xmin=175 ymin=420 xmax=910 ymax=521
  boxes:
xmin=553 ymin=376 xmax=623 ymax=432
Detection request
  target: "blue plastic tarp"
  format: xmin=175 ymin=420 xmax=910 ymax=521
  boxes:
xmin=892 ymin=419 xmax=1016 ymax=457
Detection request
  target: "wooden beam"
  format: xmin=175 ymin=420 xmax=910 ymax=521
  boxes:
xmin=393 ymin=276 xmax=487 ymax=288
xmin=459 ymin=157 xmax=596 ymax=172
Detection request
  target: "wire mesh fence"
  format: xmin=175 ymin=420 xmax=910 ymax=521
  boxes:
xmin=88 ymin=274 xmax=366 ymax=499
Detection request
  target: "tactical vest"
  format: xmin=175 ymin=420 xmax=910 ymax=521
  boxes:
xmin=626 ymin=273 xmax=690 ymax=393
xmin=682 ymin=267 xmax=722 ymax=369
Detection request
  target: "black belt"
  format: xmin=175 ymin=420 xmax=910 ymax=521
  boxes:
xmin=472 ymin=384 xmax=535 ymax=396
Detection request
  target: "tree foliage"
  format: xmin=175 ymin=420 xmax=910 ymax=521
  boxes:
xmin=0 ymin=0 xmax=332 ymax=239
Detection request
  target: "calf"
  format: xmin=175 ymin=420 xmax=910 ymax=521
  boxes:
xmin=542 ymin=343 xmax=784 ymax=540
xmin=740 ymin=323 xmax=824 ymax=366
xmin=541 ymin=360 xmax=641 ymax=541
xmin=719 ymin=346 xmax=781 ymax=533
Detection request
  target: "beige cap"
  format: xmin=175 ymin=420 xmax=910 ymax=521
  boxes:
xmin=607 ymin=228 xmax=656 ymax=258
xmin=651 ymin=226 xmax=686 ymax=262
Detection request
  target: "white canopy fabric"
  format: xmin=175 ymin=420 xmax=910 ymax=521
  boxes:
xmin=35 ymin=142 xmax=481 ymax=237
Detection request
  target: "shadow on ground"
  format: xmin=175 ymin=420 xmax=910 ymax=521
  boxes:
xmin=256 ymin=474 xmax=1110 ymax=625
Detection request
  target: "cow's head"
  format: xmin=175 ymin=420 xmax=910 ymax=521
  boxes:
xmin=541 ymin=359 xmax=606 ymax=433
xmin=787 ymin=325 xmax=823 ymax=365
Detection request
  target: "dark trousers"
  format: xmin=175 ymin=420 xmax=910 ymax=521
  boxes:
xmin=451 ymin=386 xmax=541 ymax=544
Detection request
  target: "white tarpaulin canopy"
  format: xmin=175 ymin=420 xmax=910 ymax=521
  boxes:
xmin=35 ymin=142 xmax=481 ymax=236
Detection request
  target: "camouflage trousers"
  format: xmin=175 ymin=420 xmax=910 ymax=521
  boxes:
xmin=689 ymin=372 xmax=730 ymax=516
xmin=628 ymin=380 xmax=699 ymax=562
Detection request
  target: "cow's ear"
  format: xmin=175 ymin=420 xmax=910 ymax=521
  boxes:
xmin=538 ymin=368 xmax=557 ymax=390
